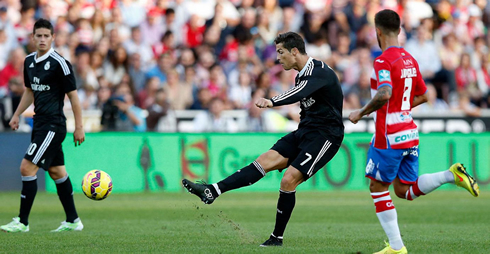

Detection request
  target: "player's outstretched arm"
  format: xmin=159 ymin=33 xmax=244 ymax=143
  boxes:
xmin=9 ymin=88 xmax=34 ymax=130
xmin=349 ymin=86 xmax=392 ymax=124
xmin=67 ymin=90 xmax=85 ymax=146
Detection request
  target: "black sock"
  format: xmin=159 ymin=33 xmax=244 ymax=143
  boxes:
xmin=55 ymin=175 xmax=78 ymax=223
xmin=272 ymin=190 xmax=296 ymax=238
xmin=19 ymin=176 xmax=38 ymax=226
xmin=216 ymin=161 xmax=265 ymax=194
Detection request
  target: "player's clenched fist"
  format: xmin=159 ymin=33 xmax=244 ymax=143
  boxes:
xmin=9 ymin=115 xmax=19 ymax=130
xmin=255 ymin=98 xmax=273 ymax=108
xmin=348 ymin=110 xmax=362 ymax=124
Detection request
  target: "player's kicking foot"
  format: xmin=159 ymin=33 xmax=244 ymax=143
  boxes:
xmin=374 ymin=243 xmax=407 ymax=254
xmin=449 ymin=163 xmax=480 ymax=197
xmin=260 ymin=235 xmax=283 ymax=247
xmin=51 ymin=218 xmax=83 ymax=232
xmin=182 ymin=179 xmax=217 ymax=204
xmin=0 ymin=217 xmax=29 ymax=233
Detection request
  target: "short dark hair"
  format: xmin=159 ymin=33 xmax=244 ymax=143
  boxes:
xmin=274 ymin=32 xmax=306 ymax=54
xmin=165 ymin=8 xmax=175 ymax=15
xmin=33 ymin=18 xmax=54 ymax=35
xmin=374 ymin=9 xmax=400 ymax=34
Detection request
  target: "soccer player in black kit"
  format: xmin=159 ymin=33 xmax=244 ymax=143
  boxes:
xmin=183 ymin=32 xmax=344 ymax=246
xmin=0 ymin=19 xmax=85 ymax=232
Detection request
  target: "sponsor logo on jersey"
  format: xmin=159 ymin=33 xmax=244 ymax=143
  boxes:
xmin=31 ymin=76 xmax=50 ymax=91
xmin=31 ymin=84 xmax=51 ymax=91
xmin=44 ymin=61 xmax=50 ymax=70
xmin=378 ymin=70 xmax=391 ymax=82
xmin=301 ymin=97 xmax=316 ymax=108
xmin=394 ymin=131 xmax=419 ymax=143
xmin=399 ymin=111 xmax=412 ymax=122
xmin=375 ymin=59 xmax=384 ymax=63
xmin=401 ymin=67 xmax=417 ymax=78
xmin=29 ymin=62 xmax=34 ymax=68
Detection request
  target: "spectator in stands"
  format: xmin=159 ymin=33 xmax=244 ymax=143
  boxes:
xmin=164 ymin=68 xmax=193 ymax=110
xmin=89 ymin=51 xmax=104 ymax=80
xmin=0 ymin=47 xmax=25 ymax=97
xmin=90 ymin=9 xmax=105 ymax=44
xmin=140 ymin=8 xmax=163 ymax=46
xmin=183 ymin=14 xmax=206 ymax=48
xmin=455 ymin=52 xmax=482 ymax=106
xmin=123 ymin=26 xmax=154 ymax=71
xmin=73 ymin=47 xmax=98 ymax=90
xmin=128 ymin=53 xmax=146 ymax=93
xmin=146 ymin=88 xmax=176 ymax=132
xmin=190 ymin=87 xmax=213 ymax=110
xmin=78 ymin=84 xmax=98 ymax=110
xmin=96 ymin=84 xmax=111 ymax=110
xmin=101 ymin=83 xmax=146 ymax=132
xmin=138 ymin=76 xmax=161 ymax=110
xmin=201 ymin=63 xmax=227 ymax=99
xmin=229 ymin=70 xmax=252 ymax=109
xmin=192 ymin=97 xmax=238 ymax=133
xmin=146 ymin=53 xmax=172 ymax=83
xmin=104 ymin=7 xmax=130 ymax=42
xmin=413 ymin=84 xmax=450 ymax=113
xmin=153 ymin=31 xmax=176 ymax=60
xmin=405 ymin=25 xmax=442 ymax=82
xmin=53 ymin=30 xmax=71 ymax=60
xmin=104 ymin=45 xmax=129 ymax=87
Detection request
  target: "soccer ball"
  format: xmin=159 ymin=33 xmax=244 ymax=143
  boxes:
xmin=81 ymin=170 xmax=113 ymax=200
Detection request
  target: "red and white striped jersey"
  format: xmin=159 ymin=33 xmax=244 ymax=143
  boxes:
xmin=370 ymin=47 xmax=427 ymax=149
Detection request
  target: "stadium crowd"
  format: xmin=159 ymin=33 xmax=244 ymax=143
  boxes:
xmin=0 ymin=0 xmax=489 ymax=132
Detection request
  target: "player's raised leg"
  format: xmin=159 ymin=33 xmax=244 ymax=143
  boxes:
xmin=49 ymin=165 xmax=83 ymax=232
xmin=182 ymin=149 xmax=288 ymax=204
xmin=395 ymin=162 xmax=479 ymax=201
xmin=0 ymin=159 xmax=38 ymax=233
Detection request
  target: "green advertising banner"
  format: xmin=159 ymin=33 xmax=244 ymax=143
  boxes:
xmin=46 ymin=133 xmax=490 ymax=193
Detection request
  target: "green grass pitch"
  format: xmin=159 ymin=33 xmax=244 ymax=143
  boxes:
xmin=0 ymin=191 xmax=488 ymax=253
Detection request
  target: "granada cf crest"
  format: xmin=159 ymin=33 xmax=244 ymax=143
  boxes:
xmin=44 ymin=61 xmax=50 ymax=70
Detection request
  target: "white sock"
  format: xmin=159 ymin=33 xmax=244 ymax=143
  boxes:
xmin=371 ymin=191 xmax=404 ymax=250
xmin=406 ymin=170 xmax=454 ymax=200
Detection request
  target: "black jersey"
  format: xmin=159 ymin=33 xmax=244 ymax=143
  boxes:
xmin=271 ymin=58 xmax=344 ymax=138
xmin=23 ymin=48 xmax=76 ymax=130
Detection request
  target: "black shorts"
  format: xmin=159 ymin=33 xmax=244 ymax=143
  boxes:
xmin=24 ymin=129 xmax=67 ymax=170
xmin=271 ymin=129 xmax=342 ymax=180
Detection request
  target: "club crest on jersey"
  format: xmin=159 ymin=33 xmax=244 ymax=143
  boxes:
xmin=44 ymin=61 xmax=50 ymax=70
xmin=378 ymin=70 xmax=391 ymax=82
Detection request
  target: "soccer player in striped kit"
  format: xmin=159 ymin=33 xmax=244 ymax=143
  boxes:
xmin=349 ymin=10 xmax=480 ymax=254
xmin=183 ymin=31 xmax=344 ymax=246
xmin=1 ymin=19 xmax=85 ymax=233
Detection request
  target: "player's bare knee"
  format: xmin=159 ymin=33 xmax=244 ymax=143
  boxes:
xmin=369 ymin=180 xmax=389 ymax=193
xmin=394 ymin=190 xmax=407 ymax=199
xmin=257 ymin=150 xmax=287 ymax=173
xmin=280 ymin=173 xmax=302 ymax=191
xmin=20 ymin=160 xmax=38 ymax=176
xmin=280 ymin=177 xmax=295 ymax=191
xmin=48 ymin=166 xmax=67 ymax=180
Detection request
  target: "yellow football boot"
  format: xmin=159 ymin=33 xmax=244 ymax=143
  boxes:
xmin=374 ymin=243 xmax=407 ymax=254
xmin=449 ymin=163 xmax=480 ymax=197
